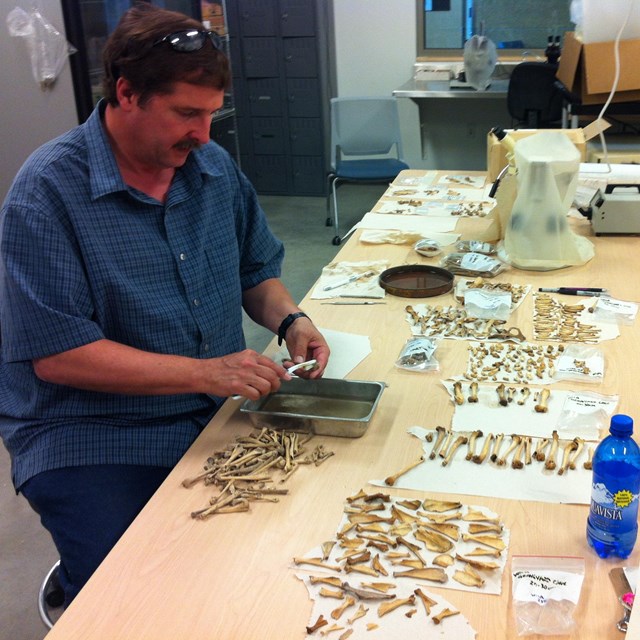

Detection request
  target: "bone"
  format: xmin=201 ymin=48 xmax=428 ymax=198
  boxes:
xmin=490 ymin=433 xmax=504 ymax=463
xmin=306 ymin=615 xmax=328 ymax=634
xmin=584 ymin=446 xmax=594 ymax=470
xmin=377 ymin=595 xmax=416 ymax=617
xmin=517 ymin=387 xmax=531 ymax=405
xmin=534 ymin=388 xmax=551 ymax=413
xmin=331 ymin=595 xmax=356 ymax=620
xmin=498 ymin=434 xmax=521 ymax=467
xmin=429 ymin=426 xmax=447 ymax=460
xmin=472 ymin=433 xmax=494 ymax=464
xmin=413 ymin=588 xmax=437 ymax=615
xmin=511 ymin=436 xmax=526 ymax=469
xmin=347 ymin=604 xmax=369 ymax=624
xmin=433 ymin=608 xmax=460 ymax=624
xmin=442 ymin=435 xmax=468 ymax=467
xmin=558 ymin=438 xmax=579 ymax=475
xmin=453 ymin=381 xmax=465 ymax=405
xmin=466 ymin=430 xmax=483 ymax=460
xmin=569 ymin=437 xmax=584 ymax=470
xmin=497 ymin=383 xmax=508 ymax=407
xmin=545 ymin=430 xmax=559 ymax=471
xmin=385 ymin=457 xmax=424 ymax=486
xmin=533 ymin=437 xmax=549 ymax=462
xmin=438 ymin=430 xmax=456 ymax=459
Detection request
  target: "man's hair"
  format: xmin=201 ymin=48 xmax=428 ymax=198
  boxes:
xmin=102 ymin=3 xmax=230 ymax=106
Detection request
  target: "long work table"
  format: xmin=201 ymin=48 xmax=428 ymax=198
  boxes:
xmin=45 ymin=171 xmax=640 ymax=639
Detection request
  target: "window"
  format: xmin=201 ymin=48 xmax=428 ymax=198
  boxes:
xmin=417 ymin=0 xmax=573 ymax=57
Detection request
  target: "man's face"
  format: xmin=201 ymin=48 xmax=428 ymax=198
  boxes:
xmin=125 ymin=81 xmax=225 ymax=169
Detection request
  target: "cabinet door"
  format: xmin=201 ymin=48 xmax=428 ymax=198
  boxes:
xmin=289 ymin=118 xmax=323 ymax=155
xmin=243 ymin=37 xmax=279 ymax=77
xmin=286 ymin=78 xmax=321 ymax=117
xmin=236 ymin=0 xmax=277 ymax=35
xmin=252 ymin=156 xmax=288 ymax=192
xmin=210 ymin=117 xmax=238 ymax=157
xmin=279 ymin=0 xmax=316 ymax=37
xmin=282 ymin=38 xmax=318 ymax=78
xmin=252 ymin=118 xmax=286 ymax=155
xmin=247 ymin=78 xmax=282 ymax=117
xmin=292 ymin=156 xmax=325 ymax=194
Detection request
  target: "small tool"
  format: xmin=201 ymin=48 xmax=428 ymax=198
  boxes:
xmin=321 ymin=301 xmax=386 ymax=305
xmin=609 ymin=567 xmax=635 ymax=632
xmin=323 ymin=271 xmax=375 ymax=291
xmin=285 ymin=359 xmax=317 ymax=374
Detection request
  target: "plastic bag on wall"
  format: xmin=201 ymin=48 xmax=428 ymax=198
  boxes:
xmin=7 ymin=6 xmax=76 ymax=89
xmin=463 ymin=35 xmax=497 ymax=90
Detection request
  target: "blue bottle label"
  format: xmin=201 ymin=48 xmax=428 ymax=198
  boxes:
xmin=590 ymin=473 xmax=640 ymax=534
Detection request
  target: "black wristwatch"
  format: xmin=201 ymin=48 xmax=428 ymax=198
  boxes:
xmin=277 ymin=312 xmax=310 ymax=346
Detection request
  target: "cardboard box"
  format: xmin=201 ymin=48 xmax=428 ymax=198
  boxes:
xmin=557 ymin=31 xmax=640 ymax=105
xmin=587 ymin=135 xmax=640 ymax=163
xmin=486 ymin=129 xmax=587 ymax=181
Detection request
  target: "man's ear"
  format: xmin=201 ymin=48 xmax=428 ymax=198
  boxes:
xmin=116 ymin=78 xmax=137 ymax=110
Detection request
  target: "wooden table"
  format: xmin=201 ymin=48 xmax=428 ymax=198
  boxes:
xmin=46 ymin=171 xmax=640 ymax=639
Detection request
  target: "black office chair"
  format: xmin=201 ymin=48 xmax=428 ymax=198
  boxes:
xmin=507 ymin=62 xmax=564 ymax=128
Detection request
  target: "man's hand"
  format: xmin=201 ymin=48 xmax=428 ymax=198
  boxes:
xmin=281 ymin=317 xmax=330 ymax=378
xmin=206 ymin=350 xmax=289 ymax=399
xmin=33 ymin=340 xmax=289 ymax=399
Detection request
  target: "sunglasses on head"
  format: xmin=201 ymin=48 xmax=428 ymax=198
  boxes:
xmin=153 ymin=29 xmax=222 ymax=53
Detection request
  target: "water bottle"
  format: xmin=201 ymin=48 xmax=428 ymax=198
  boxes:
xmin=587 ymin=414 xmax=640 ymax=559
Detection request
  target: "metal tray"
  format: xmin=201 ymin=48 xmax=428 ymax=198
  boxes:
xmin=240 ymin=378 xmax=385 ymax=438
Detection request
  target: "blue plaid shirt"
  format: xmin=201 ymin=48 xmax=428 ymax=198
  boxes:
xmin=0 ymin=102 xmax=284 ymax=489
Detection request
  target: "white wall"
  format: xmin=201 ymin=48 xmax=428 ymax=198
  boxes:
xmin=331 ymin=0 xmax=427 ymax=168
xmin=0 ymin=0 xmax=78 ymax=201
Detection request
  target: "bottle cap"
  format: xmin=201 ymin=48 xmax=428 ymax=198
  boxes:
xmin=610 ymin=414 xmax=633 ymax=437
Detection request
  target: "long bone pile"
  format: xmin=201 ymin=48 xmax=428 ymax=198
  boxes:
xmin=183 ymin=427 xmax=334 ymax=519
xmin=534 ymin=294 xmax=601 ymax=342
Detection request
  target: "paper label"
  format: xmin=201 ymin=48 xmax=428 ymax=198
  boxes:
xmin=512 ymin=569 xmax=584 ymax=605
xmin=460 ymin=252 xmax=500 ymax=271
xmin=562 ymin=394 xmax=617 ymax=414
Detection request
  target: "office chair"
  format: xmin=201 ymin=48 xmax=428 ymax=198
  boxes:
xmin=38 ymin=559 xmax=63 ymax=629
xmin=326 ymin=97 xmax=409 ymax=245
xmin=507 ymin=62 xmax=564 ymax=128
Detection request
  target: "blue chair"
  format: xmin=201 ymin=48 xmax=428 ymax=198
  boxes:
xmin=326 ymin=97 xmax=409 ymax=245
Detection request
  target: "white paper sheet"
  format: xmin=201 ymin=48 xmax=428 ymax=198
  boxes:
xmin=310 ymin=260 xmax=388 ymax=300
xmin=292 ymin=493 xmax=513 ymax=638
xmin=350 ymin=212 xmax=458 ymax=235
xmin=273 ymin=328 xmax=372 ymax=380
xmin=437 ymin=174 xmax=488 ymax=189
xmin=297 ymin=573 xmax=476 ymax=639
xmin=443 ymin=381 xmax=617 ymax=440
xmin=358 ymin=229 xmax=460 ymax=247
xmin=370 ymin=427 xmax=593 ymax=505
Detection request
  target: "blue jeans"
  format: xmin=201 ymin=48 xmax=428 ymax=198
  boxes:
xmin=21 ymin=464 xmax=171 ymax=607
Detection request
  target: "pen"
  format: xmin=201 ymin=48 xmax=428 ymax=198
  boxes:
xmin=538 ymin=287 xmax=607 ymax=297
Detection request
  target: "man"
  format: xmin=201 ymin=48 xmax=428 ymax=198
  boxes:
xmin=0 ymin=4 xmax=329 ymax=606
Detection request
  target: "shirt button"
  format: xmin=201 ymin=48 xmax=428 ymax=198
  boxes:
xmin=193 ymin=298 xmax=200 ymax=306
xmin=203 ymin=343 xmax=209 ymax=352
xmin=179 ymin=253 xmax=186 ymax=261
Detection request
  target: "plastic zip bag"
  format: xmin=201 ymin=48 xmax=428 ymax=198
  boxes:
xmin=395 ymin=337 xmax=440 ymax=372
xmin=511 ymin=556 xmax=585 ymax=636
xmin=7 ymin=6 xmax=76 ymax=88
